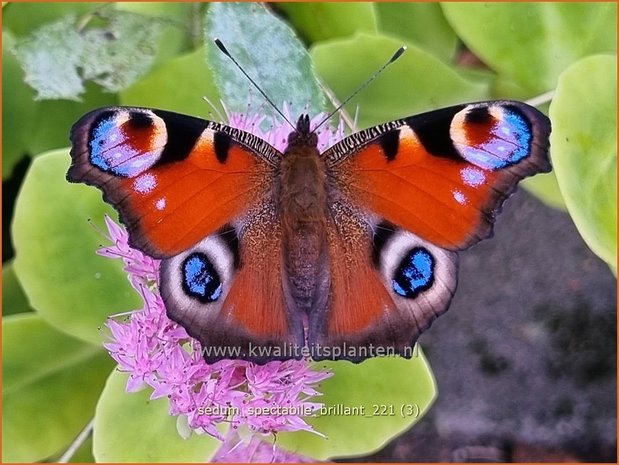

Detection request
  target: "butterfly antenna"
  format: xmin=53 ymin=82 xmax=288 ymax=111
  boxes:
xmin=312 ymin=46 xmax=407 ymax=133
xmin=214 ymin=38 xmax=295 ymax=131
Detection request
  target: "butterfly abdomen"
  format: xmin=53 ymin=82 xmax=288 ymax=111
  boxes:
xmin=279 ymin=143 xmax=330 ymax=313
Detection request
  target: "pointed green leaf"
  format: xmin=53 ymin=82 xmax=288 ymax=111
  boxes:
xmin=311 ymin=33 xmax=489 ymax=129
xmin=205 ymin=2 xmax=325 ymax=119
xmin=2 ymin=314 xmax=113 ymax=462
xmin=278 ymin=351 xmax=435 ymax=460
xmin=276 ymin=3 xmax=377 ymax=43
xmin=12 ymin=150 xmax=141 ymax=344
xmin=442 ymin=3 xmax=617 ymax=93
xmin=550 ymin=55 xmax=617 ymax=273
xmin=94 ymin=370 xmax=224 ymax=462
xmin=376 ymin=3 xmax=457 ymax=61
xmin=121 ymin=47 xmax=221 ymax=117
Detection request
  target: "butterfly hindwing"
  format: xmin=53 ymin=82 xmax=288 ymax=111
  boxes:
xmin=161 ymin=215 xmax=304 ymax=364
xmin=308 ymin=203 xmax=458 ymax=360
xmin=324 ymin=101 xmax=551 ymax=250
xmin=68 ymin=107 xmax=280 ymax=258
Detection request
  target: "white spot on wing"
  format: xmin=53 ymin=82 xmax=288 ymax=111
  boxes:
xmin=155 ymin=198 xmax=166 ymax=210
xmin=453 ymin=190 xmax=467 ymax=205
xmin=133 ymin=173 xmax=157 ymax=194
xmin=460 ymin=166 xmax=485 ymax=187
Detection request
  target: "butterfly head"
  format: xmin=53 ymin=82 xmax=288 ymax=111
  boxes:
xmin=287 ymin=114 xmax=318 ymax=149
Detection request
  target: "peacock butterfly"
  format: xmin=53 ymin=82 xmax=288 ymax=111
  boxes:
xmin=67 ymin=50 xmax=551 ymax=364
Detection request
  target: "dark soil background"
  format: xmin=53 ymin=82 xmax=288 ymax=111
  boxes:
xmin=350 ymin=190 xmax=617 ymax=462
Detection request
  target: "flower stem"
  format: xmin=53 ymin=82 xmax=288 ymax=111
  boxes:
xmin=526 ymin=90 xmax=555 ymax=108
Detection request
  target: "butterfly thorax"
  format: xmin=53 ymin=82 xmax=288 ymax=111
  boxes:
xmin=278 ymin=115 xmax=329 ymax=313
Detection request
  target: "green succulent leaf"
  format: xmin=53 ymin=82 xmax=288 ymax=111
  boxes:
xmin=94 ymin=370 xmax=224 ymax=462
xmin=2 ymin=261 xmax=32 ymax=316
xmin=311 ymin=33 xmax=489 ymax=129
xmin=3 ymin=27 xmax=117 ymax=168
xmin=278 ymin=351 xmax=436 ymax=460
xmin=205 ymin=2 xmax=325 ymax=120
xmin=521 ymin=172 xmax=567 ymax=211
xmin=12 ymin=150 xmax=141 ymax=344
xmin=276 ymin=3 xmax=377 ymax=43
xmin=550 ymin=54 xmax=617 ymax=273
xmin=3 ymin=30 xmax=36 ymax=179
xmin=2 ymin=314 xmax=113 ymax=462
xmin=442 ymin=2 xmax=617 ymax=93
xmin=376 ymin=3 xmax=457 ymax=61
xmin=13 ymin=11 xmax=165 ymax=100
xmin=121 ymin=47 xmax=221 ymax=118
xmin=115 ymin=2 xmax=196 ymax=64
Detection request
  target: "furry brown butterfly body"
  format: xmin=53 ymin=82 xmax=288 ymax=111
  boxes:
xmin=279 ymin=115 xmax=330 ymax=316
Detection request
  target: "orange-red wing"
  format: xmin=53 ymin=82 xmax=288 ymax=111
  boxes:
xmin=324 ymin=101 xmax=551 ymax=250
xmin=68 ymin=107 xmax=281 ymax=258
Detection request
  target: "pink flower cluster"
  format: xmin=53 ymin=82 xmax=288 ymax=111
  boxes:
xmin=100 ymin=216 xmax=331 ymax=440
xmin=98 ymin=108 xmax=344 ymax=442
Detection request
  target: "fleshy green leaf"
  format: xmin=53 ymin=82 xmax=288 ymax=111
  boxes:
xmin=442 ymin=3 xmax=617 ymax=93
xmin=550 ymin=55 xmax=617 ymax=273
xmin=67 ymin=435 xmax=94 ymax=463
xmin=115 ymin=2 xmax=196 ymax=64
xmin=3 ymin=29 xmax=118 ymax=164
xmin=79 ymin=11 xmax=165 ymax=93
xmin=205 ymin=2 xmax=325 ymax=119
xmin=376 ymin=3 xmax=457 ymax=61
xmin=311 ymin=33 xmax=489 ymax=129
xmin=521 ymin=172 xmax=567 ymax=211
xmin=13 ymin=11 xmax=165 ymax=100
xmin=121 ymin=47 xmax=221 ymax=117
xmin=94 ymin=370 xmax=224 ymax=462
xmin=13 ymin=15 xmax=85 ymax=100
xmin=278 ymin=352 xmax=435 ymax=460
xmin=2 ymin=261 xmax=32 ymax=316
xmin=2 ymin=314 xmax=114 ymax=462
xmin=12 ymin=150 xmax=141 ymax=344
xmin=276 ymin=3 xmax=377 ymax=43
xmin=2 ymin=30 xmax=35 ymax=179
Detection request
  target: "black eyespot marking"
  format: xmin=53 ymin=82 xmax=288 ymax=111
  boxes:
xmin=214 ymin=131 xmax=231 ymax=164
xmin=406 ymin=105 xmax=465 ymax=160
xmin=464 ymin=106 xmax=492 ymax=124
xmin=128 ymin=111 xmax=154 ymax=129
xmin=392 ymin=247 xmax=435 ymax=298
xmin=181 ymin=252 xmax=222 ymax=303
xmin=372 ymin=221 xmax=397 ymax=267
xmin=379 ymin=130 xmax=400 ymax=161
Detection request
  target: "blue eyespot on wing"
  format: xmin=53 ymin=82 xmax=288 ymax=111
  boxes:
xmin=182 ymin=252 xmax=222 ymax=303
xmin=392 ymin=247 xmax=435 ymax=298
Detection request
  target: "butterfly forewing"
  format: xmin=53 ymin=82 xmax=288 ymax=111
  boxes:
xmin=324 ymin=101 xmax=551 ymax=250
xmin=69 ymin=107 xmax=304 ymax=362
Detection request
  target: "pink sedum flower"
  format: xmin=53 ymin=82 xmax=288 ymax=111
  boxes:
xmin=98 ymin=107 xmax=343 ymax=449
